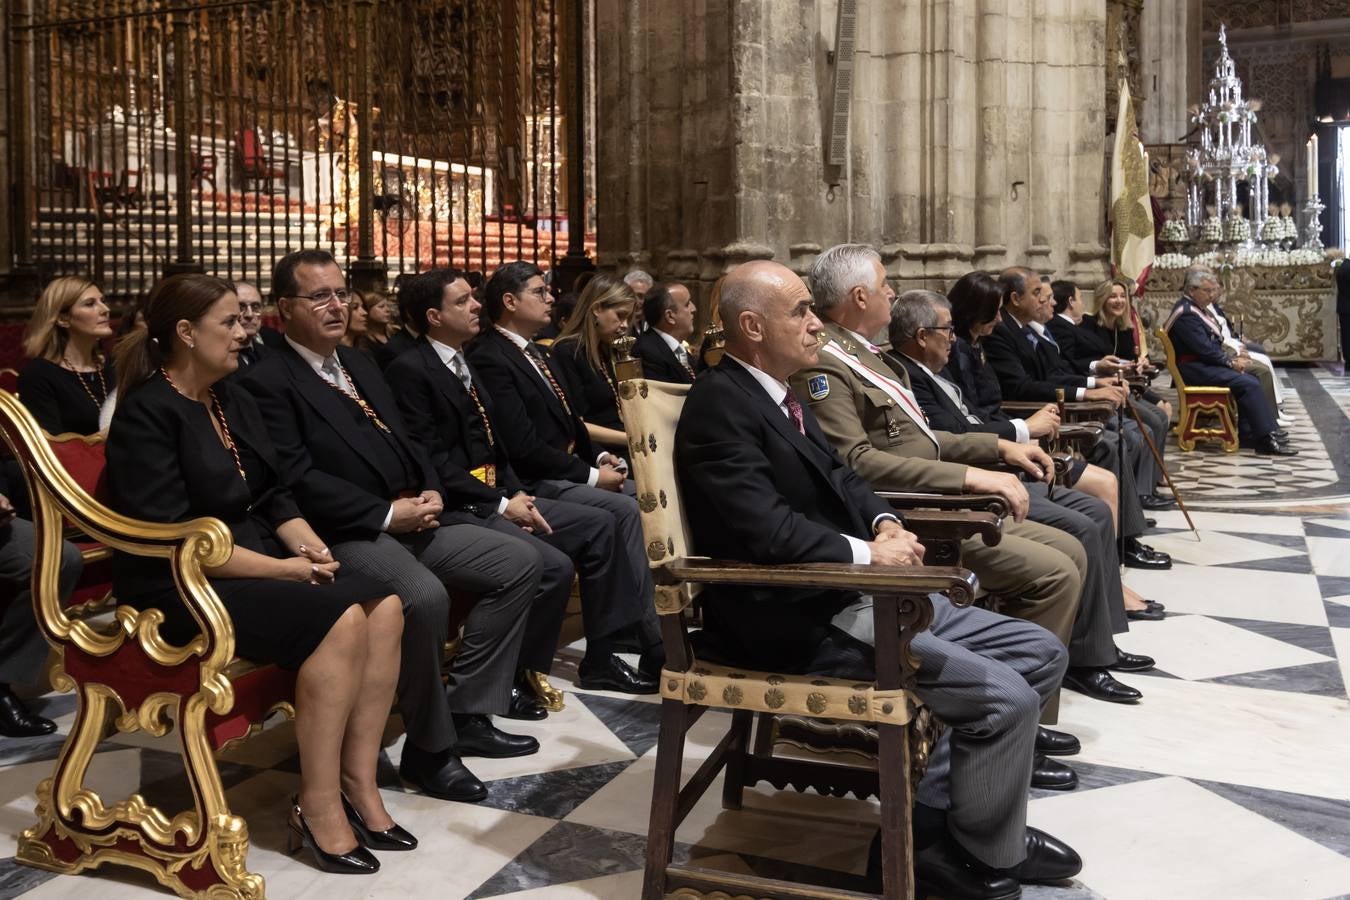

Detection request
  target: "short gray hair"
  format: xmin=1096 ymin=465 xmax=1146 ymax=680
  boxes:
xmin=1182 ymin=266 xmax=1217 ymax=294
xmin=809 ymin=244 xmax=881 ymax=315
xmin=889 ymin=290 xmax=950 ymax=346
xmin=623 ymin=269 xmax=654 ymax=289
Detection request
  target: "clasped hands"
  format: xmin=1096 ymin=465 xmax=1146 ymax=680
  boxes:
xmin=596 ymin=451 xmax=629 ymax=492
xmin=290 ymin=543 xmax=338 ymax=585
xmin=389 ymin=490 xmax=445 ymax=534
xmin=866 ymin=519 xmax=926 ymax=567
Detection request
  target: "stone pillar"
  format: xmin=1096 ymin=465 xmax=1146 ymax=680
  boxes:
xmin=1140 ymin=0 xmax=1197 ymax=143
xmin=596 ymin=0 xmax=1111 ymax=300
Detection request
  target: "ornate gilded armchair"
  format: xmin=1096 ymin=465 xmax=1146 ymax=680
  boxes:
xmin=0 ymin=389 xmax=296 ymax=900
xmin=1154 ymin=327 xmax=1238 ymax=452
xmin=613 ymin=347 xmax=979 ymax=900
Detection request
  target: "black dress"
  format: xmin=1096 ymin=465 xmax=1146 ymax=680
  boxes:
xmin=549 ymin=337 xmax=625 ymax=433
xmin=1079 ymin=314 xmax=1164 ymax=405
xmin=106 ymin=375 xmax=384 ymax=670
xmin=17 ymin=357 xmax=115 ymax=436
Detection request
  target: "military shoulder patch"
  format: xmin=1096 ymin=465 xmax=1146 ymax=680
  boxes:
xmin=807 ymin=374 xmax=830 ymax=400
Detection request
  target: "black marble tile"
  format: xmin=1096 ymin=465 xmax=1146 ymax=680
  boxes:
xmin=1318 ymin=575 xmax=1350 ymax=599
xmin=1028 ymin=760 xmax=1165 ymax=802
xmin=1225 ymin=554 xmax=1316 ymax=575
xmin=1290 ymin=369 xmax=1350 ymax=488
xmin=1301 ymin=522 xmax=1350 ymax=541
xmin=467 ymin=820 xmax=648 ymax=897
xmin=1225 ymin=531 xmax=1310 ymax=552
xmin=1326 ymin=602 xmax=1350 ymax=629
xmin=133 ymin=747 xmax=265 ymax=810
xmin=1206 ymin=660 xmax=1346 ymax=699
xmin=25 ymin=694 xmax=76 ymax=722
xmin=1209 ymin=617 xmax=1337 ymax=655
xmin=0 ymin=857 xmax=55 ymax=900
xmin=478 ymin=761 xmax=634 ymax=819
xmin=1196 ymin=780 xmax=1350 ymax=859
xmin=576 ymin=692 xmax=664 ymax=757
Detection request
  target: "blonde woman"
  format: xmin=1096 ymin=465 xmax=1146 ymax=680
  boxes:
xmin=1083 ymin=277 xmax=1173 ymax=423
xmin=17 ymin=277 xmax=115 ymax=435
xmin=549 ymin=274 xmax=637 ymax=452
xmin=341 ymin=290 xmax=370 ymax=350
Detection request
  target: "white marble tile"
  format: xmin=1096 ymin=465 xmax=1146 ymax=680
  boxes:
xmin=567 ymin=709 xmax=878 ymax=874
xmin=0 ymin=748 xmax=148 ymax=859
xmin=1058 ymin=676 xmax=1350 ymax=801
xmin=547 ymin=648 xmax=663 ymax=706
xmin=19 ymin=769 xmax=558 ymax=900
xmin=1138 ymin=530 xmax=1303 ymax=567
xmin=1306 ymin=536 xmax=1350 ymax=577
xmin=1144 ymin=510 xmax=1305 ymax=535
xmin=488 ymin=868 xmax=647 ymax=898
xmin=381 ymin=692 xmax=637 ymax=784
xmin=1123 ymin=565 xmax=1328 ymax=626
xmin=1331 ymin=629 xmax=1350 ymax=710
xmin=1029 ymin=778 xmax=1350 ymax=900
xmin=1326 ymin=594 xmax=1350 ymax=608
xmin=1115 ymin=615 xmax=1331 ymax=681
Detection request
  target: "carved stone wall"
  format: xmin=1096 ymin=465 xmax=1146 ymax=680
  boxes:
xmin=1204 ymin=0 xmax=1350 ymax=32
xmin=596 ymin=0 xmax=1112 ymax=306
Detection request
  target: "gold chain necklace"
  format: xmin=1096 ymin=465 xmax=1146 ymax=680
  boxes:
xmin=159 ymin=368 xmax=247 ymax=483
xmin=60 ymin=357 xmax=108 ymax=409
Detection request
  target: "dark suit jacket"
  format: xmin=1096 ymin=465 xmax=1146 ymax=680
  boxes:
xmin=467 ymin=326 xmax=596 ymax=486
xmin=258 ymin=325 xmax=285 ymax=349
xmin=896 ymin=353 xmax=1017 ymax=441
xmin=1165 ymin=299 xmax=1232 ymax=370
xmin=1045 ymin=315 xmax=1103 ymax=376
xmin=676 ymin=359 xmax=894 ymax=672
xmin=373 ymin=329 xmax=418 ymax=370
xmin=634 ymin=330 xmax=695 ymax=384
xmin=386 ymin=337 xmax=525 ymax=517
xmin=983 ymin=315 xmax=1087 ymax=402
xmin=1338 ymin=259 xmax=1350 ymax=316
xmin=239 ymin=341 xmax=441 ymax=543
xmin=549 ymin=338 xmax=624 ymax=432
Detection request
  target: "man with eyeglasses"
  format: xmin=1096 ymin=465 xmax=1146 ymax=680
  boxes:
xmin=233 ymin=281 xmax=273 ymax=366
xmin=241 ymin=249 xmax=552 ymax=805
xmin=791 ymin=244 xmax=1143 ymax=789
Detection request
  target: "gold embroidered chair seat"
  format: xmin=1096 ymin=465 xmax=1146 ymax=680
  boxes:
xmin=0 ymin=390 xmax=295 ymax=900
xmin=614 ymin=343 xmax=979 ymax=900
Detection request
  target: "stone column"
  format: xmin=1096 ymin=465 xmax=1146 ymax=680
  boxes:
xmin=595 ymin=0 xmax=1111 ymax=301
xmin=1140 ymin=0 xmax=1196 ymax=143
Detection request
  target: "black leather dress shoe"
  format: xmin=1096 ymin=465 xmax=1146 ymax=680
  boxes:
xmin=1122 ymin=538 xmax=1172 ymax=570
xmin=996 ymin=827 xmax=1082 ymax=884
xmin=1249 ymin=434 xmax=1298 ymax=456
xmin=398 ymin=744 xmax=487 ymax=803
xmin=1272 ymin=429 xmax=1290 ymax=441
xmin=450 ymin=715 xmax=540 ymax=759
xmin=577 ymin=654 xmax=659 ymax=694
xmin=1031 ymin=754 xmax=1077 ymax=791
xmin=1126 ymin=606 xmax=1166 ymax=621
xmin=1139 ymin=493 xmax=1177 ymax=511
xmin=1035 ymin=726 xmax=1080 ymax=757
xmin=867 ymin=833 xmax=1021 ymax=900
xmin=503 ymin=685 xmax=548 ymax=721
xmin=1147 ymin=599 xmax=1166 ymax=612
xmin=1109 ymin=648 xmax=1155 ymax=673
xmin=0 ymin=688 xmax=56 ymax=738
xmin=1062 ymin=667 xmax=1142 ymax=703
xmin=1144 ymin=517 xmax=1157 ymax=528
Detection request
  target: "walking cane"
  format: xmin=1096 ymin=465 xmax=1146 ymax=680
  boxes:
xmin=1126 ymin=394 xmax=1199 ymax=539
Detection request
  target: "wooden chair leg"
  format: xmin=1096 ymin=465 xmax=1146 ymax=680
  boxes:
xmin=751 ymin=711 xmax=775 ymax=757
xmin=721 ymin=709 xmax=754 ymax=811
xmin=876 ymin=720 xmax=915 ymax=900
xmin=643 ymin=699 xmax=691 ymax=900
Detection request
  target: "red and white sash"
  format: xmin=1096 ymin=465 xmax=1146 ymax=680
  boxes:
xmin=820 ymin=340 xmax=939 ymax=451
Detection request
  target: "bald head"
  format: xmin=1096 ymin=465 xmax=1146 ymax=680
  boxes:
xmin=718 ymin=261 xmax=822 ymax=380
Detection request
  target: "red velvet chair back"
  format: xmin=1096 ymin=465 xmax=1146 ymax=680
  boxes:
xmin=0 ymin=369 xmax=17 ymax=394
xmin=235 ymin=128 xmax=265 ymax=175
xmin=46 ymin=432 xmax=108 ymax=504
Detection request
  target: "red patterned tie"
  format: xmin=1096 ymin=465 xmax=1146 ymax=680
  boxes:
xmin=784 ymin=388 xmax=805 ymax=435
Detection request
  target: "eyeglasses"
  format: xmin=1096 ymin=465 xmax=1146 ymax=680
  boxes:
xmin=238 ymin=302 xmax=263 ymax=313
xmin=919 ymin=324 xmax=956 ymax=338
xmin=287 ymin=288 xmax=351 ymax=307
xmin=522 ymin=286 xmax=550 ymax=298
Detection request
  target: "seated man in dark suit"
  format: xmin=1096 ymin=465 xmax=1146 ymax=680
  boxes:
xmin=894 ymin=289 xmax=1167 ymax=640
xmin=984 ymin=266 xmax=1175 ymax=516
xmin=634 ymin=282 xmax=697 ymax=383
xmin=1165 ymin=268 xmax=1293 ymax=455
xmin=677 ymin=260 xmax=1080 ymax=898
xmin=241 ymin=250 xmax=548 ymax=805
xmin=387 ymin=267 xmax=657 ymax=701
xmin=233 ymin=281 xmax=272 ymax=367
xmin=469 ymin=261 xmax=660 ymax=693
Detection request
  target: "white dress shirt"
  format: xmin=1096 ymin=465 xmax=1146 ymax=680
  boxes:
xmin=429 ymin=337 xmax=510 ymax=515
xmin=723 ymin=353 xmax=896 ymax=564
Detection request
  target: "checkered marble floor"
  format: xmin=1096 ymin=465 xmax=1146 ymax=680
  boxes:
xmin=2 ymin=370 xmax=1350 ymax=899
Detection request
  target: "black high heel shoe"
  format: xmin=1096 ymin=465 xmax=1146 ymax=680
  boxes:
xmin=341 ymin=792 xmax=418 ymax=851
xmin=286 ymin=798 xmax=380 ymax=874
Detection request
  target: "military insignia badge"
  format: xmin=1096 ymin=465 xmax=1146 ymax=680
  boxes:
xmin=807 ymin=374 xmax=829 ymax=400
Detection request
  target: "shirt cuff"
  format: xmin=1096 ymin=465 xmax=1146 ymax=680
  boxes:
xmin=843 ymin=534 xmax=871 ymax=565
xmin=1075 ymin=388 xmax=1087 ymax=402
xmin=1086 ymin=376 xmax=1097 ymax=388
xmin=380 ymin=504 xmax=394 ymax=532
xmin=496 ymin=496 xmax=511 ymax=515
xmin=586 ymin=467 xmax=600 ymax=488
xmin=871 ymin=513 xmax=900 ymax=534
xmin=1012 ymin=418 xmax=1031 ymax=443
xmin=1088 ymin=360 xmax=1100 ymax=374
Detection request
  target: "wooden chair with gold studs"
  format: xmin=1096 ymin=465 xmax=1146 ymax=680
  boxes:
xmin=1 ymin=389 xmax=298 ymax=900
xmin=612 ymin=338 xmax=980 ymax=900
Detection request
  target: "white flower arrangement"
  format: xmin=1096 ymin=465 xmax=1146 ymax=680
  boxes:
xmin=1155 ymin=253 xmax=1192 ymax=269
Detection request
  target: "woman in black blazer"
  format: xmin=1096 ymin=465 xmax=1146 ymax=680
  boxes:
xmin=107 ymin=274 xmax=414 ymax=875
xmin=17 ymin=276 xmax=116 ymax=436
xmin=549 ymin=274 xmax=637 ymax=454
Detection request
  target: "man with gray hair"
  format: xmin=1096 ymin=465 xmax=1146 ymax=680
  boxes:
xmin=1166 ymin=268 xmax=1291 ymax=454
xmin=677 ymin=258 xmax=1081 ymax=897
xmin=622 ymin=269 xmax=654 ymax=297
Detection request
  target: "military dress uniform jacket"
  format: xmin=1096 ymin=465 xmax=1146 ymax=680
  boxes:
xmin=789 ymin=322 xmax=1000 ymax=494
